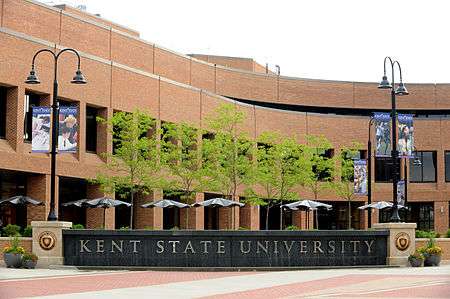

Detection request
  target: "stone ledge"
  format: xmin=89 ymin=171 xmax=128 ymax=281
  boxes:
xmin=31 ymin=221 xmax=72 ymax=228
xmin=373 ymin=223 xmax=417 ymax=229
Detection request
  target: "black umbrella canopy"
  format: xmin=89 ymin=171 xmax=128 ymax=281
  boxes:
xmin=84 ymin=197 xmax=131 ymax=208
xmin=192 ymin=198 xmax=245 ymax=208
xmin=0 ymin=195 xmax=43 ymax=206
xmin=141 ymin=199 xmax=190 ymax=209
xmin=62 ymin=198 xmax=89 ymax=207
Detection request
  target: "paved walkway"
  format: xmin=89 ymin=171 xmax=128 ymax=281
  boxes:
xmin=0 ymin=265 xmax=449 ymax=298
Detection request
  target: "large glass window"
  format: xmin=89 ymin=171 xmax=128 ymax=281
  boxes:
xmin=0 ymin=87 xmax=6 ymax=139
xmin=445 ymin=151 xmax=450 ymax=182
xmin=379 ymin=202 xmax=434 ymax=230
xmin=375 ymin=157 xmax=393 ymax=182
xmin=24 ymin=93 xmax=41 ymax=141
xmin=410 ymin=151 xmax=437 ymax=183
xmin=85 ymin=106 xmax=98 ymax=153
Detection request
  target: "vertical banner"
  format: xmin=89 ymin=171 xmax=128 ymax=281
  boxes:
xmin=354 ymin=159 xmax=367 ymax=195
xmin=374 ymin=112 xmax=391 ymax=157
xmin=31 ymin=107 xmax=51 ymax=153
xmin=58 ymin=106 xmax=78 ymax=153
xmin=398 ymin=114 xmax=414 ymax=158
xmin=397 ymin=180 xmax=405 ymax=206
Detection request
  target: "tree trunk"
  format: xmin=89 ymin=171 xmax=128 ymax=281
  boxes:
xmin=130 ymin=190 xmax=134 ymax=229
xmin=347 ymin=200 xmax=351 ymax=230
xmin=266 ymin=206 xmax=270 ymax=230
xmin=279 ymin=201 xmax=283 ymax=230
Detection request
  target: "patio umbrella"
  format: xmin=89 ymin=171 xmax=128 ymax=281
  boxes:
xmin=62 ymin=198 xmax=89 ymax=208
xmin=142 ymin=199 xmax=190 ymax=228
xmin=141 ymin=199 xmax=190 ymax=209
xmin=358 ymin=201 xmax=408 ymax=210
xmin=192 ymin=198 xmax=244 ymax=229
xmin=84 ymin=197 xmax=131 ymax=228
xmin=282 ymin=200 xmax=332 ymax=229
xmin=0 ymin=195 xmax=43 ymax=206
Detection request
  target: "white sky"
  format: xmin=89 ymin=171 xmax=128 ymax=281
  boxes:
xmin=42 ymin=0 xmax=450 ymax=83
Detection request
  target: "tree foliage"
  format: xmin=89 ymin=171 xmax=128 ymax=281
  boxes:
xmin=94 ymin=110 xmax=165 ymax=228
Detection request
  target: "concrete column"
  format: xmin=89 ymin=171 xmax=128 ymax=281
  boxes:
xmin=31 ymin=221 xmax=72 ymax=268
xmin=373 ymin=222 xmax=417 ymax=266
xmin=134 ymin=189 xmax=163 ymax=229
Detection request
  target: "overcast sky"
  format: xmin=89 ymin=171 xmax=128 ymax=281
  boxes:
xmin=43 ymin=0 xmax=450 ymax=83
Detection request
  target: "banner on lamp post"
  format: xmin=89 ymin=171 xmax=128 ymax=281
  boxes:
xmin=397 ymin=180 xmax=406 ymax=206
xmin=398 ymin=114 xmax=414 ymax=158
xmin=31 ymin=106 xmax=51 ymax=153
xmin=354 ymin=159 xmax=367 ymax=195
xmin=58 ymin=106 xmax=78 ymax=153
xmin=373 ymin=112 xmax=391 ymax=157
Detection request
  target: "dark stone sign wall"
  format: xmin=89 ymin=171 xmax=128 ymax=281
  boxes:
xmin=63 ymin=230 xmax=388 ymax=267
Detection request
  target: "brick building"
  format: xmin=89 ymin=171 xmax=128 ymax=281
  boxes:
xmin=0 ymin=0 xmax=449 ymax=233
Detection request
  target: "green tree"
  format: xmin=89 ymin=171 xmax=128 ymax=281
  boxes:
xmin=330 ymin=145 xmax=361 ymax=229
xmin=302 ymin=135 xmax=335 ymax=200
xmin=94 ymin=110 xmax=164 ymax=229
xmin=202 ymin=104 xmax=253 ymax=229
xmin=246 ymin=132 xmax=309 ymax=230
xmin=161 ymin=122 xmax=205 ymax=227
xmin=202 ymin=103 xmax=253 ymax=199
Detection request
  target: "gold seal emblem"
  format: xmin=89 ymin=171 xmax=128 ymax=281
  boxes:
xmin=38 ymin=231 xmax=56 ymax=251
xmin=395 ymin=232 xmax=410 ymax=251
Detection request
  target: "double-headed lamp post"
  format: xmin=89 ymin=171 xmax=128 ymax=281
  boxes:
xmin=378 ymin=57 xmax=408 ymax=222
xmin=25 ymin=48 xmax=86 ymax=221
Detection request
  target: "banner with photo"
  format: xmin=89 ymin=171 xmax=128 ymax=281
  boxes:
xmin=58 ymin=106 xmax=78 ymax=153
xmin=397 ymin=180 xmax=406 ymax=206
xmin=374 ymin=112 xmax=391 ymax=157
xmin=354 ymin=159 xmax=367 ymax=195
xmin=31 ymin=106 xmax=51 ymax=153
xmin=398 ymin=114 xmax=414 ymax=158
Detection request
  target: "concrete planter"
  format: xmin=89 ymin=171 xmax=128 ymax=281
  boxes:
xmin=3 ymin=253 xmax=23 ymax=268
xmin=22 ymin=259 xmax=37 ymax=269
xmin=408 ymin=257 xmax=423 ymax=267
xmin=424 ymin=254 xmax=441 ymax=266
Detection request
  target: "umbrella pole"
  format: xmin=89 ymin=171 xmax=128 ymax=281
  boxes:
xmin=103 ymin=208 xmax=106 ymax=229
xmin=315 ymin=210 xmax=319 ymax=230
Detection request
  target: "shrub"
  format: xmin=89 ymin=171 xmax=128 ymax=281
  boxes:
xmin=3 ymin=224 xmax=21 ymax=237
xmin=285 ymin=225 xmax=300 ymax=231
xmin=119 ymin=226 xmax=130 ymax=230
xmin=144 ymin=226 xmax=154 ymax=230
xmin=238 ymin=227 xmax=249 ymax=230
xmin=426 ymin=246 xmax=442 ymax=255
xmin=170 ymin=226 xmax=179 ymax=231
xmin=415 ymin=230 xmax=437 ymax=239
xmin=22 ymin=225 xmax=32 ymax=237
xmin=446 ymin=228 xmax=450 ymax=238
xmin=3 ymin=236 xmax=25 ymax=254
xmin=22 ymin=252 xmax=38 ymax=262
xmin=408 ymin=250 xmax=424 ymax=261
xmin=72 ymin=224 xmax=85 ymax=230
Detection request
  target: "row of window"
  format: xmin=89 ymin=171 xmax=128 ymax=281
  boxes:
xmin=0 ymin=87 xmax=449 ymax=184
xmin=0 ymin=88 xmax=100 ymax=153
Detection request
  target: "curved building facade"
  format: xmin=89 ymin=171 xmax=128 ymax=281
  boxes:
xmin=0 ymin=0 xmax=448 ymax=233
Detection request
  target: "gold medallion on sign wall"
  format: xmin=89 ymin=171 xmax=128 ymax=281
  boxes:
xmin=38 ymin=231 xmax=56 ymax=251
xmin=395 ymin=232 xmax=410 ymax=251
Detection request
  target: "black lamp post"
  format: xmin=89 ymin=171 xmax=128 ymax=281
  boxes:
xmin=367 ymin=117 xmax=375 ymax=228
xmin=25 ymin=48 xmax=86 ymax=221
xmin=378 ymin=57 xmax=408 ymax=222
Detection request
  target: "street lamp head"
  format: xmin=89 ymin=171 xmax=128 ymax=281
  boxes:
xmin=378 ymin=75 xmax=392 ymax=89
xmin=25 ymin=69 xmax=40 ymax=84
xmin=395 ymin=82 xmax=409 ymax=96
xmin=71 ymin=69 xmax=87 ymax=84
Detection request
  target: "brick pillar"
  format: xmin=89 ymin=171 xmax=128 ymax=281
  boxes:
xmin=434 ymin=201 xmax=449 ymax=234
xmin=5 ymin=86 xmax=23 ymax=151
xmin=360 ymin=206 xmax=367 ymax=229
xmin=85 ymin=184 xmax=115 ymax=229
xmin=97 ymin=107 xmax=112 ymax=163
xmin=218 ymin=207 xmax=231 ymax=230
xmin=26 ymin=174 xmax=52 ymax=224
xmin=239 ymin=204 xmax=259 ymax=230
xmin=292 ymin=210 xmax=303 ymax=229
xmin=372 ymin=208 xmax=380 ymax=226
xmin=179 ymin=192 xmax=204 ymax=230
xmin=134 ymin=189 xmax=163 ymax=229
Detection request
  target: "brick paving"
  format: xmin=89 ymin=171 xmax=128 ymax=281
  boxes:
xmin=0 ymin=268 xmax=449 ymax=298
